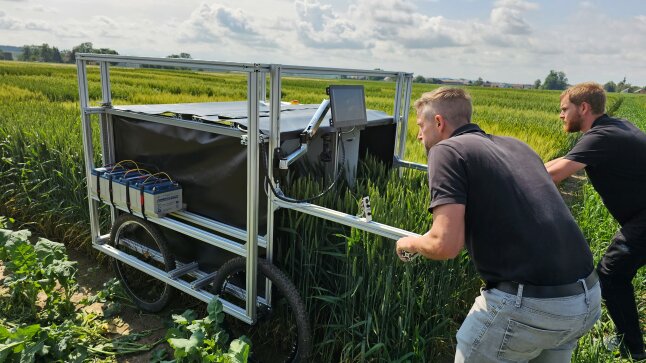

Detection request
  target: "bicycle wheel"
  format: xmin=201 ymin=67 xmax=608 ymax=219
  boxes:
xmin=211 ymin=257 xmax=312 ymax=363
xmin=110 ymin=214 xmax=176 ymax=312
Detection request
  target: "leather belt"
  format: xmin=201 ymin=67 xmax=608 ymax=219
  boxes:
xmin=488 ymin=270 xmax=598 ymax=299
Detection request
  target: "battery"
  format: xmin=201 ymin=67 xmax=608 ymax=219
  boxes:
xmin=126 ymin=177 xmax=183 ymax=217
xmin=91 ymin=164 xmax=183 ymax=217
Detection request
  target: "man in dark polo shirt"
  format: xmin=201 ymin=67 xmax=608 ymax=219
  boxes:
xmin=545 ymin=82 xmax=646 ymax=360
xmin=396 ymin=87 xmax=601 ymax=362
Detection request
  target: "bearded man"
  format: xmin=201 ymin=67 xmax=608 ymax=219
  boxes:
xmin=545 ymin=82 xmax=646 ymax=360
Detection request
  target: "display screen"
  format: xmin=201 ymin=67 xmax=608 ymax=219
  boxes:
xmin=329 ymin=85 xmax=367 ymax=130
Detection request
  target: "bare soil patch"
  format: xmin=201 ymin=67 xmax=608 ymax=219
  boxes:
xmin=557 ymin=169 xmax=587 ymax=206
xmin=68 ymin=248 xmax=199 ymax=363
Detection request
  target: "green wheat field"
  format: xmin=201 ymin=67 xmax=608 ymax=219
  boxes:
xmin=0 ymin=60 xmax=645 ymax=362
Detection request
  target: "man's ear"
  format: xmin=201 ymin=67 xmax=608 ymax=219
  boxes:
xmin=434 ymin=114 xmax=444 ymax=130
xmin=433 ymin=115 xmax=444 ymax=127
xmin=580 ymin=102 xmax=591 ymax=115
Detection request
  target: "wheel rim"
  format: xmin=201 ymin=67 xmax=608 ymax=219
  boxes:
xmin=113 ymin=219 xmax=172 ymax=307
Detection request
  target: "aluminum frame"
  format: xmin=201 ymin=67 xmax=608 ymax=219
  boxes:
xmin=76 ymin=54 xmax=424 ymax=326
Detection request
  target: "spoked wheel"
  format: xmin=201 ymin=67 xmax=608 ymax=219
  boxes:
xmin=110 ymin=214 xmax=176 ymax=312
xmin=211 ymin=257 xmax=312 ymax=363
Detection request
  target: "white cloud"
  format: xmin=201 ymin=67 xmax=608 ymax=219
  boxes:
xmin=178 ymin=3 xmax=275 ymax=48
xmin=0 ymin=10 xmax=22 ymax=30
xmin=24 ymin=20 xmax=51 ymax=31
xmin=292 ymin=0 xmax=468 ymax=50
xmin=294 ymin=0 xmax=366 ymax=49
xmin=214 ymin=5 xmax=257 ymax=35
xmin=29 ymin=5 xmax=58 ymax=13
xmin=396 ymin=16 xmax=467 ymax=48
xmin=52 ymin=24 xmax=92 ymax=40
xmin=490 ymin=0 xmax=538 ymax=35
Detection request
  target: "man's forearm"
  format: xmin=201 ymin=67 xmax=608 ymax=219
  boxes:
xmin=544 ymin=157 xmax=563 ymax=169
xmin=397 ymin=231 xmax=461 ymax=261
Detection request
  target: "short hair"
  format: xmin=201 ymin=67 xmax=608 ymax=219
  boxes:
xmin=414 ymin=87 xmax=472 ymax=126
xmin=561 ymin=82 xmax=606 ymax=115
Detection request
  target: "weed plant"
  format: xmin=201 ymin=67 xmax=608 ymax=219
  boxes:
xmin=0 ymin=226 xmax=158 ymax=362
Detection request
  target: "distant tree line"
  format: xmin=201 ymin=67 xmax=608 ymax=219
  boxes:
xmin=142 ymin=53 xmax=193 ymax=69
xmin=532 ymin=71 xmax=644 ymax=93
xmin=413 ymin=75 xmax=444 ymax=84
xmin=603 ymin=77 xmax=643 ymax=93
xmin=16 ymin=42 xmax=118 ymax=63
xmin=11 ymin=42 xmax=193 ymax=66
xmin=414 ymin=69 xmax=644 ymax=93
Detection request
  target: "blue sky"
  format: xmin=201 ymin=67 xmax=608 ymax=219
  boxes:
xmin=2 ymin=0 xmax=646 ymax=85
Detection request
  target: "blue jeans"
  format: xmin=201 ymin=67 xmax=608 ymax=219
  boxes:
xmin=455 ymin=281 xmax=601 ymax=362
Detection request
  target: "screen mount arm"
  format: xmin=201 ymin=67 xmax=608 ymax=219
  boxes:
xmin=279 ymin=99 xmax=330 ymax=170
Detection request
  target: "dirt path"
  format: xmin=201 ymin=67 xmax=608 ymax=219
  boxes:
xmin=67 ymin=249 xmax=167 ymax=362
xmin=68 ymin=249 xmax=207 ymax=362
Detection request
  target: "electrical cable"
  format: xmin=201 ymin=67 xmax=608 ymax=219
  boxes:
xmin=262 ymin=132 xmax=345 ymax=203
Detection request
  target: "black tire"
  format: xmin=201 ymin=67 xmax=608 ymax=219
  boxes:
xmin=212 ymin=257 xmax=312 ymax=363
xmin=110 ymin=214 xmax=176 ymax=312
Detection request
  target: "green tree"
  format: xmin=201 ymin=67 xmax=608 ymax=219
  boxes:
xmin=19 ymin=45 xmax=32 ymax=61
xmin=473 ymin=77 xmax=484 ymax=86
xmin=17 ymin=43 xmax=62 ymax=62
xmin=603 ymin=81 xmax=617 ymax=93
xmin=616 ymin=77 xmax=632 ymax=92
xmin=96 ymin=48 xmax=118 ymax=55
xmin=66 ymin=42 xmax=118 ymax=63
xmin=167 ymin=53 xmax=192 ymax=59
xmin=60 ymin=50 xmax=72 ymax=63
xmin=542 ymin=70 xmax=568 ymax=90
xmin=533 ymin=79 xmax=541 ymax=89
xmin=413 ymin=75 xmax=427 ymax=83
xmin=42 ymin=44 xmax=62 ymax=63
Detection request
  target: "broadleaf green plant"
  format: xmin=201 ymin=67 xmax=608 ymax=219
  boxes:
xmin=165 ymin=298 xmax=250 ymax=362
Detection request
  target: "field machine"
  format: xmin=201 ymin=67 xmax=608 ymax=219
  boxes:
xmin=76 ymin=54 xmax=425 ymax=362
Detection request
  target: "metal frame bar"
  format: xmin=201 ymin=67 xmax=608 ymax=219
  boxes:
xmin=278 ymin=64 xmax=403 ymax=78
xmin=105 ymin=109 xmax=247 ymax=138
xmin=266 ymin=64 xmax=282 ymax=308
xmin=76 ymin=53 xmax=267 ymax=73
xmin=93 ymin=243 xmax=254 ymax=323
xmin=98 ymin=61 xmax=118 ymax=222
xmin=76 ymin=54 xmax=425 ymax=329
xmin=245 ymin=68 xmax=260 ymax=321
xmin=77 ymin=59 xmax=102 ymax=244
xmin=273 ymin=200 xmax=419 ymax=241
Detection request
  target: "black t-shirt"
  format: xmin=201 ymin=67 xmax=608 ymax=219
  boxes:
xmin=428 ymin=124 xmax=593 ymax=285
xmin=564 ymin=114 xmax=646 ymax=226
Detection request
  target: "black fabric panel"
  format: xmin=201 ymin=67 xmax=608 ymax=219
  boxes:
xmin=112 ymin=115 xmax=267 ymax=233
xmin=358 ymin=123 xmax=396 ymax=166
